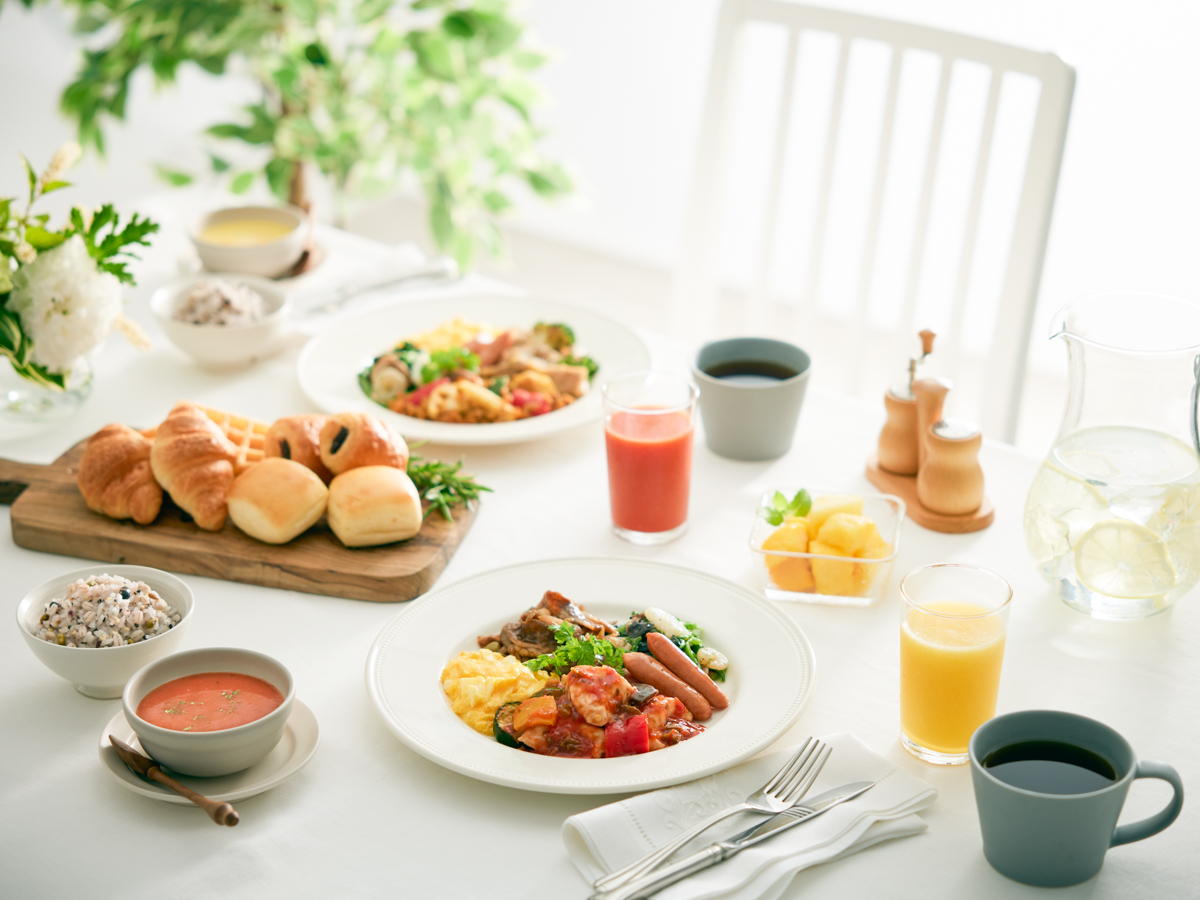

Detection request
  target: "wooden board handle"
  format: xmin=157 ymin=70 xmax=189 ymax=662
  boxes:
xmin=148 ymin=767 xmax=240 ymax=826
xmin=0 ymin=457 xmax=69 ymax=505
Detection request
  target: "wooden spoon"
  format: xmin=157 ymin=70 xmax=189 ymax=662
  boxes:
xmin=109 ymin=736 xmax=239 ymax=826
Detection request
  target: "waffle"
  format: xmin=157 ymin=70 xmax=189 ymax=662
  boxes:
xmin=194 ymin=404 xmax=269 ymax=473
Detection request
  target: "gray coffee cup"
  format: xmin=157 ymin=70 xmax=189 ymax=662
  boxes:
xmin=969 ymin=710 xmax=1184 ymax=887
xmin=692 ymin=338 xmax=811 ymax=461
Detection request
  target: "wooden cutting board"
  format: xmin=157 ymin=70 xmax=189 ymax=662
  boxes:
xmin=0 ymin=440 xmax=477 ymax=602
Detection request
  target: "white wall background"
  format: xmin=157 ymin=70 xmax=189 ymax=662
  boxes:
xmin=2 ymin=0 xmax=1198 ymax=379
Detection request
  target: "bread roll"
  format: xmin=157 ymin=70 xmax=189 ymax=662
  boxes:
xmin=77 ymin=423 xmax=163 ymax=525
xmin=327 ymin=466 xmax=422 ymax=547
xmin=319 ymin=413 xmax=408 ymax=475
xmin=151 ymin=401 xmax=237 ymax=531
xmin=228 ymin=458 xmax=328 ymax=544
xmin=264 ymin=414 xmax=332 ymax=484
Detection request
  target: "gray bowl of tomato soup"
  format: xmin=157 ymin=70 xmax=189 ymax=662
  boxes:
xmin=123 ymin=648 xmax=295 ymax=777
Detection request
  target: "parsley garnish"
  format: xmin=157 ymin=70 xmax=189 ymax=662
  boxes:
xmin=525 ymin=623 xmax=626 ymax=677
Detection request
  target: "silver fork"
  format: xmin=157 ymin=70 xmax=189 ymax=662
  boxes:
xmin=592 ymin=738 xmax=831 ymax=892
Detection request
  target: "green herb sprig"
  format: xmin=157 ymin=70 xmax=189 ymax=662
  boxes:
xmin=406 ymin=444 xmax=491 ymax=521
xmin=525 ymin=622 xmax=625 ymax=677
xmin=759 ymin=489 xmax=812 ymax=526
xmin=421 ymin=346 xmax=480 ymax=384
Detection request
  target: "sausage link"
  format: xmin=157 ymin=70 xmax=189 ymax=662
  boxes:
xmin=647 ymin=632 xmax=729 ymax=710
xmin=623 ymin=653 xmax=712 ymax=721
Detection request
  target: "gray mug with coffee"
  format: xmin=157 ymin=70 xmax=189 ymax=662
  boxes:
xmin=969 ymin=710 xmax=1184 ymax=887
xmin=693 ymin=337 xmax=812 ymax=461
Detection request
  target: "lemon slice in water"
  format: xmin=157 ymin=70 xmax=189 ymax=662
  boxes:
xmin=1075 ymin=520 xmax=1176 ymax=599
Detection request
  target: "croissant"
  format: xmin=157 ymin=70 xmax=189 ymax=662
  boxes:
xmin=150 ymin=401 xmax=238 ymax=531
xmin=264 ymin=414 xmax=332 ymax=484
xmin=77 ymin=424 xmax=163 ymax=525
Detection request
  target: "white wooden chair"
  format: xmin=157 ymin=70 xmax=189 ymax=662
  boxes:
xmin=674 ymin=0 xmax=1074 ymax=443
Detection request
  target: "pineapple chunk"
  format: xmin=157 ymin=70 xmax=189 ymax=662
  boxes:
xmin=762 ymin=521 xmax=815 ymax=592
xmin=809 ymin=539 xmax=869 ymax=596
xmin=817 ymin=513 xmax=876 ymax=555
xmin=805 ymin=494 xmax=865 ymax=540
xmin=856 ymin=530 xmax=891 ymax=560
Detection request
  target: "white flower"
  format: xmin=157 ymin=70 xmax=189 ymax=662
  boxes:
xmin=41 ymin=141 xmax=82 ymax=187
xmin=9 ymin=235 xmax=123 ymax=373
xmin=14 ymin=242 xmax=36 ymax=264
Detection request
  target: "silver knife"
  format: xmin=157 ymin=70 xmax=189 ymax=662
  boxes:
xmin=589 ymin=781 xmax=876 ymax=900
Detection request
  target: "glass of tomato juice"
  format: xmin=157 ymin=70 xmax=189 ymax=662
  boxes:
xmin=899 ymin=563 xmax=1013 ymax=765
xmin=602 ymin=371 xmax=699 ymax=545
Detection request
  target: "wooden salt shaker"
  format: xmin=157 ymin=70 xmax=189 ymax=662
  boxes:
xmin=918 ymin=418 xmax=984 ymax=515
xmin=911 ymin=376 xmax=952 ymax=471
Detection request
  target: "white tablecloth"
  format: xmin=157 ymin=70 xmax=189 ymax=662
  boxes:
xmin=1 ymin=228 xmax=1194 ymax=900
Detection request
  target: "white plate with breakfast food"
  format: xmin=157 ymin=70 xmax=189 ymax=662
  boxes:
xmin=365 ymin=557 xmax=815 ymax=794
xmin=99 ymin=702 xmax=320 ymax=804
xmin=296 ymin=295 xmax=652 ymax=445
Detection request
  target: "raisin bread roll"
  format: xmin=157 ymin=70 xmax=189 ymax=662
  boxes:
xmin=77 ymin=424 xmax=163 ymax=525
xmin=150 ymin=401 xmax=237 ymax=531
xmin=319 ymin=412 xmax=408 ymax=475
xmin=264 ymin=414 xmax=332 ymax=484
xmin=327 ymin=466 xmax=421 ymax=547
xmin=228 ymin=458 xmax=328 ymax=544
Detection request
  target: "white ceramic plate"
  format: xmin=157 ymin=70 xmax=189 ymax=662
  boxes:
xmin=365 ymin=558 xmax=816 ymax=794
xmin=99 ymin=701 xmax=319 ymax=804
xmin=296 ymin=295 xmax=651 ymax=445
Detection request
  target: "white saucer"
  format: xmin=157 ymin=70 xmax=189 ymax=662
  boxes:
xmin=99 ymin=701 xmax=319 ymax=804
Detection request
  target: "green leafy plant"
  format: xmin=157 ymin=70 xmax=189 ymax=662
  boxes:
xmin=759 ymin=488 xmax=812 ymax=526
xmin=30 ymin=0 xmax=571 ymax=269
xmin=0 ymin=143 xmax=157 ymax=389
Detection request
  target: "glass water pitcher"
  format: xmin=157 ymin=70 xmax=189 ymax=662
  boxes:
xmin=1024 ymin=293 xmax=1200 ymax=619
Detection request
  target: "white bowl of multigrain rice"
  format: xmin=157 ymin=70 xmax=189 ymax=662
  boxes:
xmin=17 ymin=566 xmax=194 ymax=699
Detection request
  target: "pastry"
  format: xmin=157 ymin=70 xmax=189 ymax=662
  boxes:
xmin=327 ymin=466 xmax=422 ymax=547
xmin=228 ymin=458 xmax=328 ymax=544
xmin=77 ymin=424 xmax=163 ymax=525
xmin=264 ymin=414 xmax=332 ymax=484
xmin=194 ymin=404 xmax=269 ymax=473
xmin=319 ymin=412 xmax=409 ymax=475
xmin=150 ymin=401 xmax=238 ymax=531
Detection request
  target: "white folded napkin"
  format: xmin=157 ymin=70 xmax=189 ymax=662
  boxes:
xmin=563 ymin=733 xmax=937 ymax=900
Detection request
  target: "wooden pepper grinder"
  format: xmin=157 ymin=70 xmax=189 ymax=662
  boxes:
xmin=877 ymin=329 xmax=937 ymax=475
xmin=918 ymin=418 xmax=985 ymax=515
xmin=867 ymin=329 xmax=994 ymax=533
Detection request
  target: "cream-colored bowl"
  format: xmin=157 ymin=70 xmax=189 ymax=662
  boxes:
xmin=123 ymin=648 xmax=295 ymax=777
xmin=191 ymin=205 xmax=307 ymax=277
xmin=17 ymin=566 xmax=195 ymax=699
xmin=150 ymin=274 xmax=291 ymax=370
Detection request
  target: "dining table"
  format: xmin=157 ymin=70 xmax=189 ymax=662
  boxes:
xmin=0 ymin=210 xmax=1194 ymax=900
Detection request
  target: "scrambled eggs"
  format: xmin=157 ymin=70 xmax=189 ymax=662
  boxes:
xmin=408 ymin=317 xmax=491 ymax=352
xmin=441 ymin=649 xmax=550 ymax=734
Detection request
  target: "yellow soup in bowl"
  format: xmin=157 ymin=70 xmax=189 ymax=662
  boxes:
xmin=199 ymin=219 xmax=296 ymax=247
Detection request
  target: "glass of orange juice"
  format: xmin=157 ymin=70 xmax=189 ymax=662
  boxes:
xmin=899 ymin=563 xmax=1012 ymax=765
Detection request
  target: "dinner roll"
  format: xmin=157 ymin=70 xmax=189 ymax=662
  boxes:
xmin=228 ymin=458 xmax=329 ymax=544
xmin=327 ymin=466 xmax=422 ymax=547
xmin=319 ymin=412 xmax=409 ymax=475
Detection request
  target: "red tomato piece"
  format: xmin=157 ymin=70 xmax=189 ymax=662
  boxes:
xmin=605 ymin=715 xmax=650 ymax=757
xmin=511 ymin=389 xmax=552 ymax=416
xmin=408 ymin=377 xmax=450 ymax=405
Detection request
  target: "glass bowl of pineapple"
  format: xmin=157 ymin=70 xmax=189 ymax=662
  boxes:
xmin=749 ymin=488 xmax=906 ymax=606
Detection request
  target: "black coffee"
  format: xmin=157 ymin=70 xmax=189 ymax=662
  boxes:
xmin=982 ymin=740 xmax=1118 ymax=795
xmin=703 ymin=360 xmax=800 ymax=381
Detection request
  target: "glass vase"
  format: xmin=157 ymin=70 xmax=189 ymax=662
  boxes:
xmin=1 ymin=355 xmax=93 ymax=423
